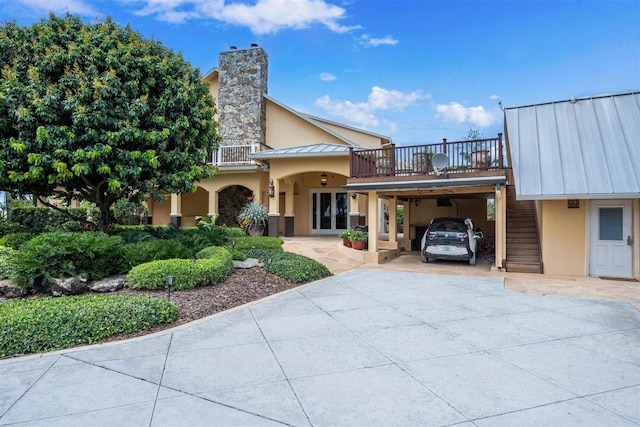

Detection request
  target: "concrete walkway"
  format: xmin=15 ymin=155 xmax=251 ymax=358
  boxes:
xmin=1 ymin=239 xmax=639 ymax=426
xmin=282 ymin=236 xmax=640 ymax=309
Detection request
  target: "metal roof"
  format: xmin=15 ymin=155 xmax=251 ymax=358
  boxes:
xmin=249 ymin=143 xmax=351 ymax=160
xmin=505 ymin=91 xmax=640 ymax=200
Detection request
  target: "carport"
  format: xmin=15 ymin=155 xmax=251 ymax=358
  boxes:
xmin=344 ymin=136 xmax=509 ymax=269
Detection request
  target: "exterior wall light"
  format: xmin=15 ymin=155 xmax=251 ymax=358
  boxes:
xmin=320 ymin=173 xmax=327 ymax=187
xmin=268 ymin=179 xmax=275 ymax=197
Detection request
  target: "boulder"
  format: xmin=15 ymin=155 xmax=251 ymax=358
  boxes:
xmin=47 ymin=276 xmax=89 ymax=296
xmin=89 ymin=275 xmax=126 ymax=293
xmin=0 ymin=279 xmax=28 ymax=298
xmin=233 ymin=258 xmax=264 ymax=269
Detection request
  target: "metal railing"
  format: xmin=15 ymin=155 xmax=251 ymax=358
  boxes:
xmin=209 ymin=141 xmax=270 ymax=165
xmin=349 ymin=134 xmax=504 ymax=178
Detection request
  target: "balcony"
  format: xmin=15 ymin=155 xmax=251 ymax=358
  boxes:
xmin=209 ymin=141 xmax=271 ymax=166
xmin=349 ymin=134 xmax=505 ymax=179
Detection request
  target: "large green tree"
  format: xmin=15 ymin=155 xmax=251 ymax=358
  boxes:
xmin=0 ymin=14 xmax=218 ymax=231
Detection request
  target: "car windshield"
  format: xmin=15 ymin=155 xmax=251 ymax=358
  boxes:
xmin=430 ymin=220 xmax=466 ymax=232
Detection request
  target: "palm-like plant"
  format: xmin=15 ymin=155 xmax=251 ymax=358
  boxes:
xmin=237 ymin=202 xmax=269 ymax=236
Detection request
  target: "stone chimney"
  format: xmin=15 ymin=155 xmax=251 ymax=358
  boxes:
xmin=218 ymin=45 xmax=268 ymax=146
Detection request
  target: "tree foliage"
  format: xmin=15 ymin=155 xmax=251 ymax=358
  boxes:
xmin=0 ymin=14 xmax=218 ymax=231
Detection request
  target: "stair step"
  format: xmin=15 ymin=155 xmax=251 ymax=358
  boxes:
xmin=506 ymin=243 xmax=540 ymax=251
xmin=506 ymin=261 xmax=543 ymax=274
xmin=506 ymin=256 xmax=542 ymax=263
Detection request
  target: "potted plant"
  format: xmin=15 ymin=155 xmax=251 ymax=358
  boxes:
xmin=412 ymin=148 xmax=434 ymax=173
xmin=339 ymin=230 xmax=352 ymax=247
xmin=349 ymin=229 xmax=368 ymax=250
xmin=237 ymin=201 xmax=268 ymax=237
xmin=463 ymin=128 xmax=491 ymax=169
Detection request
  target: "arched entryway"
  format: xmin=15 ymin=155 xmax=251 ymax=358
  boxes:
xmin=217 ymin=185 xmax=254 ymax=227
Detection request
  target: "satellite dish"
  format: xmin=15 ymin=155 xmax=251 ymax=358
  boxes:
xmin=432 ymin=152 xmax=449 ymax=174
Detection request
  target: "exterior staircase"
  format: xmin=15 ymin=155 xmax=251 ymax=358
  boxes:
xmin=505 ymin=185 xmax=543 ymax=273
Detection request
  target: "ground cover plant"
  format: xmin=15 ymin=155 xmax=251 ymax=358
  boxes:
xmin=0 ymin=294 xmax=179 ymax=357
xmin=0 ymin=226 xmax=332 ymax=358
xmin=10 ymin=231 xmax=126 ymax=289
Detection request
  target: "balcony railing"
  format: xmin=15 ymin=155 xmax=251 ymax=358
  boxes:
xmin=209 ymin=142 xmax=271 ymax=166
xmin=350 ymin=134 xmax=504 ymax=178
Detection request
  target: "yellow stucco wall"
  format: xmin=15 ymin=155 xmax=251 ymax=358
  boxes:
xmin=266 ymin=101 xmax=350 ymax=149
xmin=540 ymin=200 xmax=586 ymax=276
xmin=180 ymin=187 xmax=209 ymax=227
xmin=150 ymin=196 xmax=170 ymax=225
xmin=310 ymin=119 xmax=387 ymax=149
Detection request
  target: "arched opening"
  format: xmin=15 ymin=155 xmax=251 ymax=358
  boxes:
xmin=217 ymin=185 xmax=254 ymax=227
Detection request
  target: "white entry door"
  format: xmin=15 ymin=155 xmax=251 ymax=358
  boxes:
xmin=589 ymin=200 xmax=633 ymax=278
xmin=311 ymin=190 xmax=349 ymax=234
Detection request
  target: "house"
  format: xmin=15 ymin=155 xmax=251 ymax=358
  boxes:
xmin=504 ymin=91 xmax=640 ymax=280
xmin=147 ymin=45 xmax=390 ymax=238
xmin=149 ymin=45 xmax=511 ymax=265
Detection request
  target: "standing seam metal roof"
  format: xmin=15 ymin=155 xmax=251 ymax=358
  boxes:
xmin=505 ymin=91 xmax=640 ymax=199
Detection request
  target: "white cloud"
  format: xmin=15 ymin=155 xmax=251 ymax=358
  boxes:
xmin=359 ymin=34 xmax=398 ymax=47
xmin=434 ymin=102 xmax=497 ymax=127
xmin=320 ymin=72 xmax=336 ymax=81
xmin=489 ymin=94 xmax=501 ymax=100
xmin=129 ymin=0 xmax=361 ymax=34
xmin=10 ymin=0 xmax=100 ymax=16
xmin=315 ymin=86 xmax=429 ymax=128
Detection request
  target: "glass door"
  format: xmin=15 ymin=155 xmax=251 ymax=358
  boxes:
xmin=311 ymin=190 xmax=349 ymax=234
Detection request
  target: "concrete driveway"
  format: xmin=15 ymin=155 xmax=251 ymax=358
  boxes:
xmin=1 ymin=270 xmax=638 ymax=426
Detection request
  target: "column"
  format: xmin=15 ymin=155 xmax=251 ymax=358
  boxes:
xmin=349 ymin=194 xmax=359 ymax=228
xmin=367 ymin=191 xmax=378 ymax=252
xmin=267 ymin=178 xmax=280 ymax=237
xmin=170 ymin=193 xmax=182 ymax=227
xmin=388 ymin=196 xmax=397 ymax=243
xmin=495 ymin=185 xmax=506 ymax=269
xmin=284 ymin=182 xmax=295 ymax=237
xmin=207 ymin=190 xmax=218 ymax=222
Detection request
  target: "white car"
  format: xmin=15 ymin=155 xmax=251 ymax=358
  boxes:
xmin=420 ymin=217 xmax=484 ymax=265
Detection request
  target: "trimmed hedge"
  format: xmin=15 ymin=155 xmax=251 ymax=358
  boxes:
xmin=8 ymin=206 xmax=98 ymax=231
xmin=123 ymin=240 xmax=193 ymax=267
xmin=0 ymin=295 xmax=179 ymax=357
xmin=0 ymin=246 xmax=16 ymax=280
xmin=113 ymin=225 xmax=243 ymax=253
xmin=126 ymin=255 xmax=234 ymax=290
xmin=11 ymin=231 xmax=126 ymax=289
xmin=0 ymin=232 xmax=37 ymax=250
xmin=228 ymin=236 xmax=283 ymax=252
xmin=244 ymin=249 xmax=331 ymax=283
xmin=196 ymin=246 xmax=234 ymax=262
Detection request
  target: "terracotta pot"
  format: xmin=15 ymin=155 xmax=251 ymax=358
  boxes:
xmin=351 ymin=240 xmax=366 ymax=250
xmin=343 ymin=238 xmax=352 ymax=247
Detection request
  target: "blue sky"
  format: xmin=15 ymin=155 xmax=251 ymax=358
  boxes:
xmin=1 ymin=0 xmax=638 ymax=145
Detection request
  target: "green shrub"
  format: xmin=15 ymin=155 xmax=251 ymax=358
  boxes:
xmin=0 ymin=221 xmax=27 ymax=237
xmin=123 ymin=240 xmax=193 ymax=267
xmin=0 ymin=295 xmax=179 ymax=357
xmin=126 ymin=256 xmax=234 ymax=290
xmin=0 ymin=246 xmax=16 ymax=280
xmin=244 ymin=249 xmax=331 ymax=283
xmin=224 ymin=227 xmax=247 ymax=238
xmin=196 ymin=246 xmax=234 ymax=263
xmin=0 ymin=232 xmax=37 ymax=249
xmin=8 ymin=206 xmax=98 ymax=231
xmin=11 ymin=231 xmax=126 ymax=289
xmin=113 ymin=224 xmax=234 ymax=253
xmin=229 ymin=236 xmax=283 ymax=252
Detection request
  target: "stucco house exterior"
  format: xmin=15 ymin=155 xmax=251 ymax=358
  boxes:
xmin=504 ymin=91 xmax=640 ymax=280
xmin=146 ymin=46 xmax=638 ymax=280
xmin=147 ymin=45 xmax=390 ymax=238
xmin=148 ymin=45 xmax=510 ymax=265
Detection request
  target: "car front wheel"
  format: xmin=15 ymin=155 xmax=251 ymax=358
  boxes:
xmin=421 ymin=250 xmax=429 ymax=263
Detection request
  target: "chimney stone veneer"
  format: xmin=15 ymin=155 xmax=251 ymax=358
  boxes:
xmin=217 ymin=46 xmax=268 ymax=147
